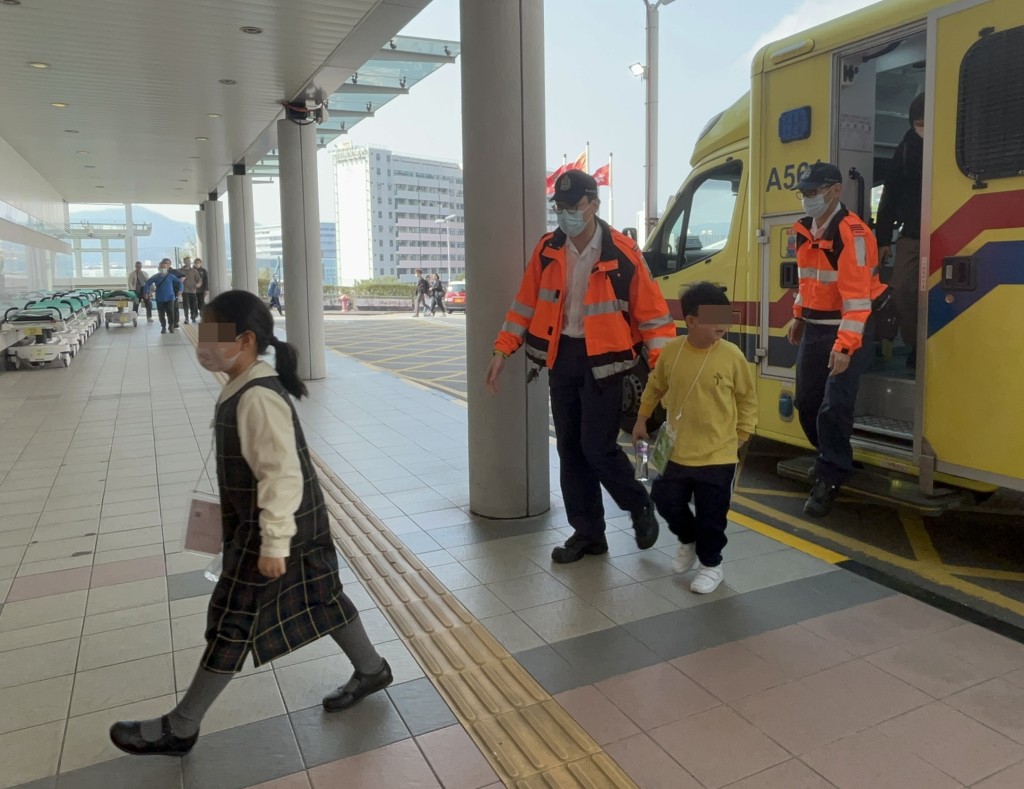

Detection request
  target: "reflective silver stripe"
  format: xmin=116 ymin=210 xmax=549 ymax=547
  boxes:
xmin=853 ymin=236 xmax=867 ymax=266
xmin=871 ymin=266 xmax=880 ymax=277
xmin=804 ymin=317 xmax=841 ymax=326
xmin=539 ymin=288 xmax=559 ymax=302
xmin=798 ymin=267 xmax=839 ymax=283
xmin=842 ymin=298 xmax=872 ymax=312
xmin=646 ymin=336 xmax=670 ymax=351
xmin=592 ymin=358 xmax=639 ymax=379
xmin=511 ymin=300 xmax=535 ymax=319
xmin=794 ymin=292 xmax=803 ymax=305
xmin=526 ymin=348 xmax=548 ymax=363
xmin=501 ymin=320 xmax=527 ymax=338
xmin=583 ymin=299 xmax=630 ymax=317
xmin=839 ymin=318 xmax=865 ymax=334
xmin=638 ymin=314 xmax=674 ymax=331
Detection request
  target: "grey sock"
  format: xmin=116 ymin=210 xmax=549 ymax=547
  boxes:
xmin=330 ymin=616 xmax=384 ymax=675
xmin=139 ymin=666 xmax=233 ymax=741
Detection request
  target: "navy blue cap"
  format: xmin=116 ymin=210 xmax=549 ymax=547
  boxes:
xmin=550 ymin=169 xmax=598 ymax=204
xmin=794 ymin=162 xmax=843 ymax=191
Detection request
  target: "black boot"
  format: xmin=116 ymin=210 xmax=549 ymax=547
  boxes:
xmin=551 ymin=533 xmax=609 ymax=564
xmin=804 ymin=479 xmax=840 ymax=518
xmin=322 ymin=660 xmax=393 ymax=712
xmin=109 ymin=716 xmax=198 ymax=756
xmin=631 ymin=500 xmax=659 ymax=550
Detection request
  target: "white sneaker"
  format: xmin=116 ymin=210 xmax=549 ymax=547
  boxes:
xmin=690 ymin=563 xmax=724 ymax=594
xmin=672 ymin=543 xmax=698 ymax=574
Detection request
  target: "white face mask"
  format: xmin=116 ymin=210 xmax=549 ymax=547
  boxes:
xmin=801 ymin=193 xmax=828 ymax=218
xmin=196 ymin=341 xmax=242 ymax=372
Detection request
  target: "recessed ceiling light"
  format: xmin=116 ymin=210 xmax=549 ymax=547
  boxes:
xmin=195 ymin=136 xmax=208 ymax=141
xmin=28 ymin=62 xmax=49 ymax=69
xmin=179 ymin=179 xmax=188 ymax=182
xmin=95 ymin=185 xmax=105 ymax=189
xmin=1 ymin=1 xmax=23 ymax=6
xmin=83 ymin=165 xmax=96 ymax=169
xmin=64 ymin=129 xmax=79 ymax=133
xmin=240 ymin=26 xmax=262 ymax=35
xmin=189 ymin=156 xmax=201 ymax=160
xmin=51 ymin=102 xmax=68 ymax=108
xmin=218 ymin=79 xmax=236 ymax=85
xmin=207 ymin=113 xmax=221 ymax=118
xmin=76 ymin=150 xmax=89 ymax=155
xmin=174 ymin=187 xmax=184 ymax=191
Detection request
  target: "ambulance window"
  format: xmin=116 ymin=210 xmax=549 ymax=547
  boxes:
xmin=651 ymin=160 xmax=742 ymax=276
xmin=956 ymin=25 xmax=1024 ymax=182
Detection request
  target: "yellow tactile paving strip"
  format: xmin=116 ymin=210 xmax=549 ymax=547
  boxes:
xmin=181 ymin=324 xmax=635 ymax=787
xmin=314 ymin=456 xmax=637 ymax=788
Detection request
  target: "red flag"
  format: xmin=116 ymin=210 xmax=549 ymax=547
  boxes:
xmin=592 ymin=163 xmax=611 ymax=187
xmin=545 ymin=163 xmax=569 ymax=195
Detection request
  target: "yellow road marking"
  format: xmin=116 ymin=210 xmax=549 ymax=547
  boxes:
xmin=734 ymin=493 xmax=1024 ymax=619
xmin=900 ymin=510 xmax=943 ymax=565
xmin=944 ymin=566 xmax=1024 ymax=583
xmin=729 ymin=511 xmax=846 ymax=564
xmin=733 ymin=486 xmax=815 ymax=500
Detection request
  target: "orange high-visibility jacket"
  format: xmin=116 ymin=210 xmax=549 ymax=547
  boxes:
xmin=494 ymin=219 xmax=676 ymax=379
xmin=792 ymin=206 xmax=887 ymax=354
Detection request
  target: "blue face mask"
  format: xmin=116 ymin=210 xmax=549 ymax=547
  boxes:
xmin=557 ymin=209 xmax=589 ymax=237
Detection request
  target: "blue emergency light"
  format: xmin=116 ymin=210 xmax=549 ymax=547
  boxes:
xmin=779 ymin=106 xmax=812 ymax=143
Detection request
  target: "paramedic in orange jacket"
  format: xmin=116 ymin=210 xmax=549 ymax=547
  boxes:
xmin=788 ymin=163 xmax=888 ymax=518
xmin=485 ymin=170 xmax=677 ymax=563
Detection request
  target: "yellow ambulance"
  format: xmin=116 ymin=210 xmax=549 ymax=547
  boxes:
xmin=646 ymin=0 xmax=1024 ymax=509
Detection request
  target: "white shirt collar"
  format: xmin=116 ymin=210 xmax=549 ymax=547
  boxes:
xmin=218 ymin=360 xmax=278 ymax=404
xmin=811 ymin=202 xmax=843 ymax=238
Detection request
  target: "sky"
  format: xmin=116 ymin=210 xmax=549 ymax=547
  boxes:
xmin=132 ymin=0 xmax=879 ymax=229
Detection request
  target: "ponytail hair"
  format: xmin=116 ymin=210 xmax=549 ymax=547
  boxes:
xmin=203 ymin=290 xmax=308 ymax=399
xmin=268 ymin=336 xmax=308 ymax=399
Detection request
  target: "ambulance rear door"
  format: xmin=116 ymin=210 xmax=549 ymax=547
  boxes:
xmin=920 ymin=0 xmax=1024 ymax=490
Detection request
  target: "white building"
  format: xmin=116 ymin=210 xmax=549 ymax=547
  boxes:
xmin=333 ymin=143 xmax=465 ymax=285
xmin=254 ymin=223 xmax=339 ymax=286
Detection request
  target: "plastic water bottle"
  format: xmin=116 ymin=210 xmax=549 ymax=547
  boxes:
xmin=634 ymin=440 xmax=650 ymax=482
xmin=203 ymin=553 xmax=223 ymax=583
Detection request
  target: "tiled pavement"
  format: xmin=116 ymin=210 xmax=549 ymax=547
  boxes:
xmin=2 ymin=321 xmax=1024 ymax=787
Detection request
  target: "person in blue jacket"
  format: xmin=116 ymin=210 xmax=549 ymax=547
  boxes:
xmin=146 ymin=258 xmax=185 ymax=334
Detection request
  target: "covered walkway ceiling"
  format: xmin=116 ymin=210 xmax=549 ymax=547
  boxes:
xmin=0 ymin=0 xmax=445 ymax=206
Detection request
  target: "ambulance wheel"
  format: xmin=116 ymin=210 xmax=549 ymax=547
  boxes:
xmin=4 ymin=357 xmax=16 ymax=371
xmin=61 ymin=354 xmax=71 ymax=368
xmin=29 ymin=361 xmax=43 ymax=369
xmin=133 ymin=318 xmax=138 ymax=327
xmin=105 ymin=321 xmax=110 ymax=329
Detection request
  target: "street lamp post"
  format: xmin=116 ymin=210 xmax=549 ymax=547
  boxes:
xmin=632 ymin=0 xmax=677 ymax=239
xmin=434 ymin=213 xmax=457 ymax=285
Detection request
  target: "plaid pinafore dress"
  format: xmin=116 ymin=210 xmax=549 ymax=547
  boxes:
xmin=201 ymin=376 xmax=358 ymax=672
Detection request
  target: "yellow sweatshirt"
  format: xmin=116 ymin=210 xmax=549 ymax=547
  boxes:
xmin=638 ymin=337 xmax=758 ymax=467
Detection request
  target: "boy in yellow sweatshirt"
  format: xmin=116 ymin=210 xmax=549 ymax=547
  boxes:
xmin=632 ymin=282 xmax=758 ymax=594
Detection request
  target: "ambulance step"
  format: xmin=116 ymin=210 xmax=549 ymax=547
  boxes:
xmin=853 ymin=415 xmax=913 ymax=441
xmin=776 ymin=455 xmax=967 ymax=516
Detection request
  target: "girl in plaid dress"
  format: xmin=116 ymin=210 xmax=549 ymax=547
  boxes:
xmin=111 ymin=291 xmax=393 ymax=757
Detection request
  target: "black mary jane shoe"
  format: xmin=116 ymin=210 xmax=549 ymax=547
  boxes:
xmin=322 ymin=660 xmax=394 ymax=712
xmin=109 ymin=716 xmax=198 ymax=756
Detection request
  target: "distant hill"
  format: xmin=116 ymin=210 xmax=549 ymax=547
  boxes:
xmin=69 ymin=206 xmax=196 ymax=262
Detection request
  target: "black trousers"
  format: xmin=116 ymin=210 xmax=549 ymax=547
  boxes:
xmin=184 ymin=293 xmax=199 ymax=321
xmin=173 ymin=299 xmax=181 ymax=328
xmin=197 ymin=290 xmax=206 ymax=313
xmin=795 ymin=319 xmax=874 ymax=486
xmin=157 ymin=300 xmax=175 ymax=329
xmin=549 ymin=336 xmax=648 ymax=538
xmin=133 ymin=290 xmax=152 ymax=318
xmin=651 ymin=463 xmax=736 ymax=567
xmin=269 ymin=296 xmax=283 ymax=315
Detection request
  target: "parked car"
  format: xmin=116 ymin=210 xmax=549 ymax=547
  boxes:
xmin=445 ymin=281 xmax=466 ymax=312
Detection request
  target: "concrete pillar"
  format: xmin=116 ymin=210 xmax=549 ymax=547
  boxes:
xmin=195 ymin=206 xmax=206 ymax=262
xmin=278 ymin=117 xmax=326 ymax=381
xmin=125 ymin=203 xmax=138 ymax=265
xmin=462 ymin=0 xmax=550 ymax=519
xmin=203 ymin=197 xmax=227 ymax=296
xmin=228 ymin=173 xmax=258 ymax=294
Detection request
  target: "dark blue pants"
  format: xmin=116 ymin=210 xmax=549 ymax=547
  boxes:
xmin=795 ymin=320 xmax=874 ymax=486
xmin=549 ymin=337 xmax=648 ymax=538
xmin=651 ymin=463 xmax=736 ymax=567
